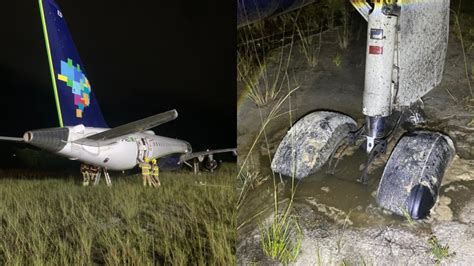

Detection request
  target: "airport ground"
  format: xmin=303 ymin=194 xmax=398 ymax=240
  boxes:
xmin=0 ymin=163 xmax=236 ymax=265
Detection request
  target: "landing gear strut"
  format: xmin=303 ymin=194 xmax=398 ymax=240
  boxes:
xmin=271 ymin=1 xmax=453 ymax=220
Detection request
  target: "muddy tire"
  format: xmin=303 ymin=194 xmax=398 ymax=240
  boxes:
xmin=271 ymin=111 xmax=357 ymax=179
xmin=376 ymin=131 xmax=455 ymax=219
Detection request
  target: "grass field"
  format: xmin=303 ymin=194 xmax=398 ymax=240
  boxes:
xmin=0 ymin=164 xmax=236 ymax=265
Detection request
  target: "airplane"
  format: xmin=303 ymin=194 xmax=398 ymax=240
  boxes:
xmin=0 ymin=0 xmax=235 ymax=185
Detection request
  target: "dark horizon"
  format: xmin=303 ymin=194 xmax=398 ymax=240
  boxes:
xmin=0 ymin=1 xmax=236 ymax=169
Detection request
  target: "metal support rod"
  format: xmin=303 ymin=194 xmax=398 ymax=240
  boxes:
xmin=362 ymin=1 xmax=399 ymax=152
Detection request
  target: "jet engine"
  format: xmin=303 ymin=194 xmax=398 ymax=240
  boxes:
xmin=202 ymin=154 xmax=218 ymax=171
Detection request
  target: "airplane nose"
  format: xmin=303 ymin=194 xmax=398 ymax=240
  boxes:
xmin=23 ymin=127 xmax=69 ymax=152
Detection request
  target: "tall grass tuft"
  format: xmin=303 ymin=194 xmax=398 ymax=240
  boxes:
xmin=452 ymin=9 xmax=474 ymax=98
xmin=324 ymin=0 xmax=351 ymax=49
xmin=238 ymin=35 xmax=295 ymax=106
xmin=237 ymin=71 xmax=302 ymax=263
xmin=260 ymin=215 xmax=302 ymax=264
xmin=294 ymin=11 xmax=323 ymax=67
xmin=237 ymin=79 xmax=302 ymax=263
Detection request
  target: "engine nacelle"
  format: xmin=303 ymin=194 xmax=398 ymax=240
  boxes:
xmin=203 ymin=155 xmax=218 ymax=172
xmin=23 ymin=127 xmax=69 ymax=152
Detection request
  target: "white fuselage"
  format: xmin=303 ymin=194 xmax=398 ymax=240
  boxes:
xmin=56 ymin=125 xmax=190 ymax=170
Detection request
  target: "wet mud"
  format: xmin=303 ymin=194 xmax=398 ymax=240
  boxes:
xmin=238 ymin=22 xmax=474 ymax=264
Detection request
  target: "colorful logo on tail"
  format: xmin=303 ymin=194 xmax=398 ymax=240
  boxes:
xmin=57 ymin=58 xmax=91 ymax=118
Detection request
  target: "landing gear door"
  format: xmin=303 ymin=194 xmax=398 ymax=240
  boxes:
xmin=396 ymin=0 xmax=450 ymax=107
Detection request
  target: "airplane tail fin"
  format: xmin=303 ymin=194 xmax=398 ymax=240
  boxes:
xmin=39 ymin=0 xmax=108 ymax=128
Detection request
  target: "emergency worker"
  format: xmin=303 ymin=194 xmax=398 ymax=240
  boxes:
xmin=80 ymin=164 xmax=90 ymax=186
xmin=151 ymin=158 xmax=161 ymax=187
xmin=89 ymin=165 xmax=100 ymax=185
xmin=139 ymin=157 xmax=152 ymax=187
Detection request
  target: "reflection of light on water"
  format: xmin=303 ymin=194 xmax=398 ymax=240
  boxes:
xmin=250 ymin=147 xmax=436 ymax=227
xmin=441 ymin=180 xmax=474 ymax=220
xmin=430 ymin=196 xmax=453 ymax=221
xmin=240 ymin=153 xmax=474 ymax=232
xmin=305 ymin=197 xmax=353 ymax=225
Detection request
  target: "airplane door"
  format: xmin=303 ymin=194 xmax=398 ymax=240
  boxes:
xmin=145 ymin=138 xmax=154 ymax=159
xmin=137 ymin=138 xmax=153 ymax=162
xmin=137 ymin=138 xmax=146 ymax=162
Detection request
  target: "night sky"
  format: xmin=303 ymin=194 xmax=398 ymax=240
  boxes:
xmin=0 ymin=1 xmax=236 ymax=168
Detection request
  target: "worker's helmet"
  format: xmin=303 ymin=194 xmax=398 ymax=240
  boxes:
xmin=152 ymin=159 xmax=157 ymax=164
xmin=144 ymin=157 xmax=149 ymax=163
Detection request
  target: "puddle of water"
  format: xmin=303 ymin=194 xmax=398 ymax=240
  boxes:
xmin=442 ymin=180 xmax=474 ymax=217
xmin=239 ymin=147 xmax=474 ymax=233
xmin=287 ymin=148 xmax=399 ymax=227
xmin=239 ymin=148 xmax=403 ymax=229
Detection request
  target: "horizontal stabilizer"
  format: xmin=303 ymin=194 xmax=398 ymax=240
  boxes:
xmin=0 ymin=136 xmax=24 ymax=142
xmin=179 ymin=148 xmax=237 ymax=163
xmin=73 ymin=110 xmax=178 ymax=146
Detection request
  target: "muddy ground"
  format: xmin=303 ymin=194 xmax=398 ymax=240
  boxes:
xmin=237 ymin=21 xmax=474 ymax=265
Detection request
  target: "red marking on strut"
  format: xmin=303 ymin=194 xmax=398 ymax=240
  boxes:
xmin=369 ymin=45 xmax=383 ymax=55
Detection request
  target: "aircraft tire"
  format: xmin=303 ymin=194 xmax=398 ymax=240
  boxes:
xmin=376 ymin=131 xmax=455 ymax=219
xmin=271 ymin=111 xmax=357 ymax=179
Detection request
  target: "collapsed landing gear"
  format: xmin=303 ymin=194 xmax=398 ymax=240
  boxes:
xmin=271 ymin=110 xmax=456 ymax=220
xmin=268 ymin=0 xmax=452 ymax=221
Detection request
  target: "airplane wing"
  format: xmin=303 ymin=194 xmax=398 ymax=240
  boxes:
xmin=179 ymin=148 xmax=237 ymax=163
xmin=0 ymin=136 xmax=24 ymax=142
xmin=73 ymin=109 xmax=178 ymax=146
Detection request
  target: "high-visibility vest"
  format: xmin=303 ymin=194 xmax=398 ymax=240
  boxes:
xmin=90 ymin=166 xmax=99 ymax=174
xmin=140 ymin=163 xmax=151 ymax=175
xmin=80 ymin=164 xmax=88 ymax=173
xmin=152 ymin=165 xmax=159 ymax=176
